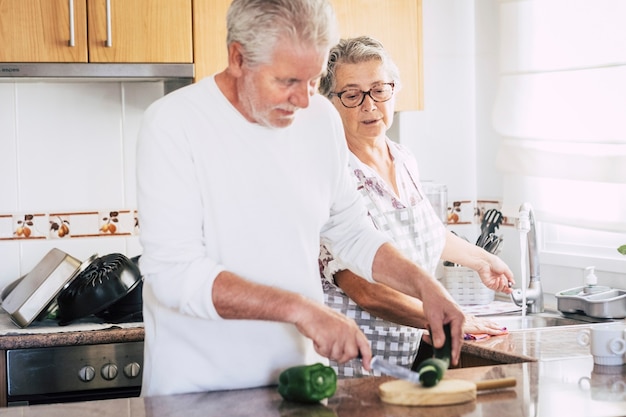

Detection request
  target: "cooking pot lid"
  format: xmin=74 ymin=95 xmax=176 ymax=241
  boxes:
xmin=56 ymin=253 xmax=142 ymax=325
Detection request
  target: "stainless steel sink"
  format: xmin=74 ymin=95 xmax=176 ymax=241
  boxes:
xmin=485 ymin=311 xmax=610 ymax=331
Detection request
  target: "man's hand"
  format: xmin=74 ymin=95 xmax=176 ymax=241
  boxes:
xmin=292 ymin=298 xmax=373 ymax=370
xmin=421 ymin=290 xmax=465 ymax=366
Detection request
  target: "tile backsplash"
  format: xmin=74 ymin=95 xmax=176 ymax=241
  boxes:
xmin=0 ymin=81 xmax=164 ymax=290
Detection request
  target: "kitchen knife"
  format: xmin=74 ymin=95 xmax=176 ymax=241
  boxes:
xmin=370 ymin=356 xmax=422 ymax=384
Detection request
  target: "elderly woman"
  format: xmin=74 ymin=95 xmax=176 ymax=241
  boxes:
xmin=318 ymin=36 xmax=514 ymax=377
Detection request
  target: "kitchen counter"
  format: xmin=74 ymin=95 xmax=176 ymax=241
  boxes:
xmin=0 ymin=311 xmax=625 ymax=416
xmin=0 ymin=325 xmax=144 ymax=349
xmin=0 ymin=355 xmax=624 ymax=417
xmin=462 ymin=324 xmax=595 ymax=363
xmin=0 ymin=312 xmax=144 ymax=349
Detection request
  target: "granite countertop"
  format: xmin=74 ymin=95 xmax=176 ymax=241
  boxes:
xmin=462 ymin=324 xmax=596 ymax=363
xmin=0 ymin=312 xmax=144 ymax=349
xmin=0 ymin=356 xmax=624 ymax=417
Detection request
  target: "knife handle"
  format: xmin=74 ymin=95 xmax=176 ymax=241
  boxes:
xmin=475 ymin=377 xmax=517 ymax=391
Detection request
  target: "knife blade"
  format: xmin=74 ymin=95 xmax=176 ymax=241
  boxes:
xmin=370 ymin=356 xmax=422 ymax=385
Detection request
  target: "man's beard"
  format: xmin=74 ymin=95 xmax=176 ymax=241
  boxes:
xmin=239 ymin=74 xmax=298 ymax=128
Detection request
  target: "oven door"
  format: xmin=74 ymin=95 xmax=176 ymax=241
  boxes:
xmin=6 ymin=341 xmax=142 ymax=406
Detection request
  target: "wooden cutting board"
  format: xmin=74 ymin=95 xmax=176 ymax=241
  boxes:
xmin=378 ymin=377 xmax=516 ymax=406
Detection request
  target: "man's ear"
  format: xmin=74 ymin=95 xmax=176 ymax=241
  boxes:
xmin=227 ymin=42 xmax=245 ymax=77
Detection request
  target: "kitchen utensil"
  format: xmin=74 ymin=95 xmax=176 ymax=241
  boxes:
xmin=476 ymin=212 xmax=490 ymax=247
xmin=476 ymin=209 xmax=503 ymax=248
xmin=378 ymin=376 xmax=517 ymax=406
xmin=484 ymin=209 xmax=503 ymax=235
xmin=371 ymin=356 xmax=423 ymax=384
xmin=484 ymin=234 xmax=504 ymax=255
xmin=56 ymin=253 xmax=142 ymax=325
xmin=1 ymin=249 xmax=96 ymax=328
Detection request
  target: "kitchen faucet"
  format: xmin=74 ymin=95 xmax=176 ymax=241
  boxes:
xmin=511 ymin=202 xmax=544 ymax=313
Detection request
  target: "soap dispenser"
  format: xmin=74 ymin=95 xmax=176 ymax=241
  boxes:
xmin=582 ymin=266 xmax=610 ymax=294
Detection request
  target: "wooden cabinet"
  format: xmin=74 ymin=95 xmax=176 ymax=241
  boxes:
xmin=0 ymin=0 xmax=192 ymax=63
xmin=193 ymin=0 xmax=423 ymax=111
xmin=0 ymin=0 xmax=88 ymax=62
xmin=192 ymin=0 xmax=230 ymax=84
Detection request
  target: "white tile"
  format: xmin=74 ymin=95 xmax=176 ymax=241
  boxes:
xmin=15 ymin=82 xmax=125 ymax=212
xmin=0 ymin=83 xmax=18 ymax=212
xmin=121 ymin=82 xmax=164 ymax=207
xmin=58 ymin=236 xmax=130 ymax=261
xmin=0 ymin=242 xmax=20 ymax=291
xmin=125 ymin=236 xmax=143 ymax=259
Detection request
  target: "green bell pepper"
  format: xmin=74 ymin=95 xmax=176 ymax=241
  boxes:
xmin=278 ymin=363 xmax=337 ymax=403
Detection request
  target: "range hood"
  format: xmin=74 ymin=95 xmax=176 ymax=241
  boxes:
xmin=0 ymin=62 xmax=193 ymax=79
xmin=0 ymin=63 xmax=194 ymax=92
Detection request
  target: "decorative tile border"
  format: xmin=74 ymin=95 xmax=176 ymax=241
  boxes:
xmin=446 ymin=199 xmax=513 ymax=227
xmin=0 ymin=199 xmax=511 ymax=241
xmin=0 ymin=209 xmax=138 ymax=241
xmin=447 ymin=200 xmax=474 ymax=225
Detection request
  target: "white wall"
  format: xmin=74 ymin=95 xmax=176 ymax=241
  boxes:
xmin=397 ymin=0 xmax=480 ymax=204
xmin=395 ymin=0 xmax=502 ymax=202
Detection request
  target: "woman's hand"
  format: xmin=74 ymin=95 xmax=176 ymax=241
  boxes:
xmin=442 ymin=231 xmax=515 ymax=294
xmin=475 ymin=254 xmax=515 ymax=294
xmin=463 ymin=314 xmax=508 ymax=335
xmin=422 ymin=314 xmax=507 ymax=345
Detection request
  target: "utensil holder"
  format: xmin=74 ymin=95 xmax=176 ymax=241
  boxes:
xmin=441 ymin=266 xmax=495 ymax=305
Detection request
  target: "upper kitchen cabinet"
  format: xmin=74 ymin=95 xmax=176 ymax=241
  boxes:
xmin=193 ymin=0 xmax=423 ymax=111
xmin=0 ymin=0 xmax=88 ymax=62
xmin=87 ymin=0 xmax=192 ymax=63
xmin=0 ymin=0 xmax=192 ymax=63
xmin=192 ymin=0 xmax=229 ymax=83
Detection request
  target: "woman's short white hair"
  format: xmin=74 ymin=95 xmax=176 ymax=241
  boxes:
xmin=319 ymin=36 xmax=402 ymax=98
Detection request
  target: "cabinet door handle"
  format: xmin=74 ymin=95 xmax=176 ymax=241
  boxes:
xmin=105 ymin=0 xmax=112 ymax=47
xmin=68 ymin=0 xmax=75 ymax=47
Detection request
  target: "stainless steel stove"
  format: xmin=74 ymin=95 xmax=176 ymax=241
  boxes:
xmin=0 ymin=310 xmax=144 ymax=406
xmin=6 ymin=341 xmax=143 ymax=406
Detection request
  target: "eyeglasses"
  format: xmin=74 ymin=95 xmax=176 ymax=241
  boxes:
xmin=330 ymin=82 xmax=395 ymax=108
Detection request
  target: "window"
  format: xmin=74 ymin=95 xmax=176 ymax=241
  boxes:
xmin=494 ymin=0 xmax=626 ymax=273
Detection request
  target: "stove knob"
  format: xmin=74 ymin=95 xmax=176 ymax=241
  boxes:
xmin=78 ymin=365 xmax=96 ymax=382
xmin=101 ymin=363 xmax=118 ymax=380
xmin=124 ymin=362 xmax=141 ymax=379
